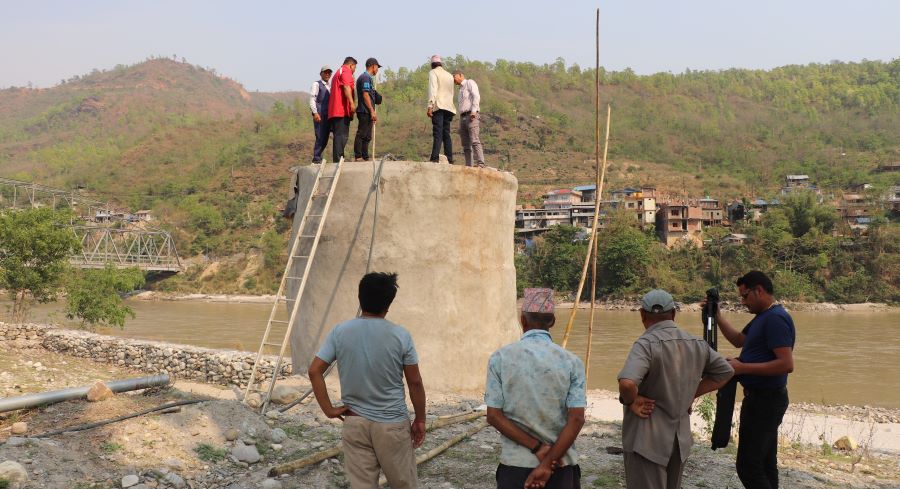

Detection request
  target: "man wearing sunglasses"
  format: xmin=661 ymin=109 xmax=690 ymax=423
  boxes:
xmin=715 ymin=271 xmax=796 ymax=489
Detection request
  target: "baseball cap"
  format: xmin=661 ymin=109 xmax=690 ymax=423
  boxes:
xmin=641 ymin=289 xmax=675 ymax=313
xmin=320 ymin=65 xmax=332 ymax=73
xmin=365 ymin=58 xmax=382 ymax=68
xmin=430 ymin=54 xmax=442 ymax=64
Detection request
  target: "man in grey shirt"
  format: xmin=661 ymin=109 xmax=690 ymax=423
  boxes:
xmin=618 ymin=289 xmax=734 ymax=489
xmin=309 ymin=272 xmax=426 ymax=489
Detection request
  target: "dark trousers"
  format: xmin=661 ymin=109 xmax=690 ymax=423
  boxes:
xmin=737 ymin=387 xmax=789 ymax=489
xmin=430 ymin=109 xmax=454 ymax=163
xmin=353 ymin=112 xmax=374 ymax=160
xmin=496 ymin=464 xmax=580 ymax=489
xmin=331 ymin=116 xmax=352 ymax=163
xmin=312 ymin=117 xmax=330 ymax=163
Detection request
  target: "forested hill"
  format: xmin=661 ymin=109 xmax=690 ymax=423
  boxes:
xmin=1 ymin=57 xmax=897 ymax=293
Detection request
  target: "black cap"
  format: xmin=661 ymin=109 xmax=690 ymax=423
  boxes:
xmin=365 ymin=57 xmax=382 ymax=68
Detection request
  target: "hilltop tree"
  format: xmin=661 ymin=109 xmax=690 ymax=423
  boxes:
xmin=0 ymin=208 xmax=79 ymax=322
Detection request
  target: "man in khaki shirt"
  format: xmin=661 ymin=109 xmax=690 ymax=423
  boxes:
xmin=426 ymin=54 xmax=456 ymax=163
xmin=618 ymin=289 xmax=734 ymax=489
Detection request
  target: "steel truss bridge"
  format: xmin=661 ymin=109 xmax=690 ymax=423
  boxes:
xmin=0 ymin=177 xmax=182 ymax=273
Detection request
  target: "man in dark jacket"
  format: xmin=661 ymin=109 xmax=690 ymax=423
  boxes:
xmin=309 ymin=65 xmax=332 ymax=163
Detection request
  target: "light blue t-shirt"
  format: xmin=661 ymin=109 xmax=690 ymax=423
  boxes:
xmin=316 ymin=317 xmax=418 ymax=423
xmin=485 ymin=329 xmax=587 ymax=468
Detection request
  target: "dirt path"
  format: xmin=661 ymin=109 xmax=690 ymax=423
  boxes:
xmin=1 ymin=346 xmax=898 ymax=488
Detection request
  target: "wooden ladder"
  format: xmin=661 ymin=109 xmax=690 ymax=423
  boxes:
xmin=243 ymin=158 xmax=344 ymax=413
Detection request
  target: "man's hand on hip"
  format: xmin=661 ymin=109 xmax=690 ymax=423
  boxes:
xmin=323 ymin=404 xmax=350 ymax=420
xmin=411 ymin=418 xmax=426 ymax=448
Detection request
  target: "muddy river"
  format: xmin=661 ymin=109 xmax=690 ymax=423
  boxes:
xmin=9 ymin=300 xmax=900 ymax=408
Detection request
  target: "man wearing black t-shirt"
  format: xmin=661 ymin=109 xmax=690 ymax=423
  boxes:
xmin=715 ymin=271 xmax=795 ymax=489
xmin=353 ymin=58 xmax=381 ymax=161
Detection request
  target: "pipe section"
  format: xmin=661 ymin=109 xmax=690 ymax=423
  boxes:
xmin=0 ymin=374 xmax=170 ymax=413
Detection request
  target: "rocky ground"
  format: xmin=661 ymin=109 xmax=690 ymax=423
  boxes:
xmin=1 ymin=345 xmax=899 ymax=489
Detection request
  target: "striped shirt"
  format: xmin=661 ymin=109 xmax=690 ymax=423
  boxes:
xmin=457 ymin=78 xmax=481 ymax=114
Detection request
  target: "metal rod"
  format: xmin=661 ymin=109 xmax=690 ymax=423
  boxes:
xmin=0 ymin=374 xmax=170 ymax=413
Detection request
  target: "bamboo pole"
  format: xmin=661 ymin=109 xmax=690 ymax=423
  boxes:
xmin=585 ymin=8 xmax=602 ymax=384
xmin=378 ymin=420 xmax=490 ymax=487
xmin=562 ymin=8 xmax=603 ymax=348
xmin=587 ymin=105 xmax=611 ymax=382
xmin=268 ymin=412 xmax=486 ymax=476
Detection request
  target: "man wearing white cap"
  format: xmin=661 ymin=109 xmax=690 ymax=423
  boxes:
xmin=426 ymin=55 xmax=457 ymax=163
xmin=618 ymin=289 xmax=734 ymax=489
xmin=309 ymin=65 xmax=332 ymax=163
xmin=485 ymin=288 xmax=586 ymax=489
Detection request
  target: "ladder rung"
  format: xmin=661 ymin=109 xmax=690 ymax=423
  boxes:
xmin=308 ymin=214 xmax=324 ymax=217
xmin=299 ymin=234 xmax=317 ymax=239
xmin=291 ymin=255 xmax=309 ymax=259
xmin=270 ymin=320 xmax=289 ymax=324
xmin=264 ymin=342 xmax=283 ymax=347
xmin=285 ymin=276 xmax=303 ymax=280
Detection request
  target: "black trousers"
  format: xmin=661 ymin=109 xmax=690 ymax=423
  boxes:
xmin=737 ymin=387 xmax=789 ymax=489
xmin=496 ymin=464 xmax=580 ymax=489
xmin=353 ymin=112 xmax=374 ymax=160
xmin=331 ymin=116 xmax=352 ymax=163
xmin=312 ymin=117 xmax=330 ymax=163
xmin=430 ymin=109 xmax=454 ymax=163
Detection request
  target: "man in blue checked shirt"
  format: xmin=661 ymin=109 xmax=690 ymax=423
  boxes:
xmin=485 ymin=288 xmax=587 ymax=489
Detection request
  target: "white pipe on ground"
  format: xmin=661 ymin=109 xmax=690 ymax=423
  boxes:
xmin=0 ymin=374 xmax=170 ymax=413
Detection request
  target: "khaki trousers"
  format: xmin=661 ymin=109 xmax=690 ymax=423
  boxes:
xmin=623 ymin=438 xmax=685 ymax=489
xmin=342 ymin=416 xmax=418 ymax=489
xmin=459 ymin=113 xmax=484 ymax=166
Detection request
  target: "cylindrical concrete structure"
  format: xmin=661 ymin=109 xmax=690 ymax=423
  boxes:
xmin=288 ymin=161 xmax=519 ymax=391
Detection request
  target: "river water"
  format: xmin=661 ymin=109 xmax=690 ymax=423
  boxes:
xmin=9 ymin=300 xmax=899 ymax=408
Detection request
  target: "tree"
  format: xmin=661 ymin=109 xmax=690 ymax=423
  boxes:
xmin=65 ymin=265 xmax=145 ymax=329
xmin=0 ymin=208 xmax=79 ymax=322
xmin=597 ymin=212 xmax=653 ymax=295
xmin=517 ymin=225 xmax=586 ymax=293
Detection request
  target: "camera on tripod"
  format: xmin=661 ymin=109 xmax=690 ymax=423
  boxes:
xmin=701 ymin=288 xmax=719 ymax=351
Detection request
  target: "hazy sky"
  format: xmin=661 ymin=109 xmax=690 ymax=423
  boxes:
xmin=2 ymin=0 xmax=898 ymax=91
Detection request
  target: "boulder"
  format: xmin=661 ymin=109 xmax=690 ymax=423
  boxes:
xmin=0 ymin=460 xmax=28 ymax=484
xmin=4 ymin=437 xmax=28 ymax=447
xmin=833 ymin=435 xmax=859 ymax=451
xmin=260 ymin=479 xmax=283 ymax=489
xmin=121 ymin=474 xmax=140 ymax=487
xmin=10 ymin=422 xmax=27 ymax=435
xmin=245 ymin=393 xmax=262 ymax=409
xmin=231 ymin=443 xmax=261 ymax=464
xmin=224 ymin=428 xmax=241 ymax=442
xmin=269 ymin=385 xmax=300 ymax=405
xmin=86 ymin=381 xmax=114 ymax=402
xmin=269 ymin=428 xmax=287 ymax=443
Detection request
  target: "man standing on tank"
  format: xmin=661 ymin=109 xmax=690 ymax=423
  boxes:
xmin=426 ymin=54 xmax=456 ymax=164
xmin=309 ymin=65 xmax=332 ymax=163
xmin=714 ymin=271 xmax=796 ymax=489
xmin=354 ymin=58 xmax=381 ymax=161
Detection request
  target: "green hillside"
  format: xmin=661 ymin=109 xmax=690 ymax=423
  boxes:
xmin=1 ymin=56 xmax=897 ymax=294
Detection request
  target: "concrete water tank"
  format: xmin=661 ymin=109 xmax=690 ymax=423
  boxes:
xmin=287 ymin=161 xmax=520 ymax=391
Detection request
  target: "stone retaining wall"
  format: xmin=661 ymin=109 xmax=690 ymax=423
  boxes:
xmin=1 ymin=322 xmax=291 ymax=388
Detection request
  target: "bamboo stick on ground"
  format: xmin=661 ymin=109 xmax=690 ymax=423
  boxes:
xmin=378 ymin=420 xmax=490 ymax=487
xmin=268 ymin=411 xmax=487 ymax=476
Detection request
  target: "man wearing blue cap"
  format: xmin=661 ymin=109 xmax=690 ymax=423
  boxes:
xmin=618 ymin=289 xmax=734 ymax=489
xmin=485 ymin=288 xmax=586 ymax=489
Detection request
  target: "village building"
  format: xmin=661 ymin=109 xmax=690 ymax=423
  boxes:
xmin=655 ymin=201 xmax=704 ymax=247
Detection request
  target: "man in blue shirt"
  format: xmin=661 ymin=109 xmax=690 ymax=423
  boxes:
xmin=715 ymin=271 xmax=795 ymax=489
xmin=353 ymin=57 xmax=381 ymax=161
xmin=308 ymin=272 xmax=426 ymax=489
xmin=485 ymin=288 xmax=586 ymax=489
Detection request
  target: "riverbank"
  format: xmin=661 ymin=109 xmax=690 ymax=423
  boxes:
xmin=131 ymin=290 xmax=899 ymax=312
xmin=557 ymin=298 xmax=897 ymax=313
xmin=1 ymin=343 xmax=899 ymax=488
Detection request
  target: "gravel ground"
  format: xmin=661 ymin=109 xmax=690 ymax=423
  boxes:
xmin=1 ymin=345 xmax=898 ymax=489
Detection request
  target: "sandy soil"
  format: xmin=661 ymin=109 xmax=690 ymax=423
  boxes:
xmin=1 ymin=346 xmax=898 ymax=489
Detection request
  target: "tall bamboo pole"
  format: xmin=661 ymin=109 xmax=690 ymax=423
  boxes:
xmin=587 ymin=104 xmax=611 ymax=381
xmin=562 ymin=8 xmax=603 ymax=348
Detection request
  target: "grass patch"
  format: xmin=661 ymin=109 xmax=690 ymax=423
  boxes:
xmin=100 ymin=441 xmax=123 ymax=454
xmin=282 ymin=424 xmax=308 ymax=439
xmin=194 ymin=443 xmax=228 ymax=463
xmin=0 ymin=478 xmax=9 ymax=489
xmin=590 ymin=472 xmax=622 ymax=487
